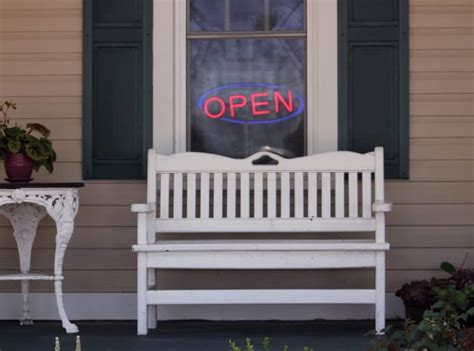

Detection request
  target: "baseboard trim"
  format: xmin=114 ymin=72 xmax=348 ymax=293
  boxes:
xmin=0 ymin=293 xmax=405 ymax=321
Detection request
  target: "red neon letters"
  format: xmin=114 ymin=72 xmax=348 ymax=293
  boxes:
xmin=203 ymin=90 xmax=294 ymax=120
xmin=203 ymin=97 xmax=226 ymax=119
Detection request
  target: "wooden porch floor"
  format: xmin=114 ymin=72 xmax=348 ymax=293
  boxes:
xmin=0 ymin=320 xmax=376 ymax=350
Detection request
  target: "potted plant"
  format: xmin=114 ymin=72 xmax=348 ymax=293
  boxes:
xmin=395 ymin=279 xmax=436 ymax=322
xmin=370 ymin=283 xmax=474 ymax=351
xmin=395 ymin=255 xmax=473 ymax=322
xmin=0 ymin=100 xmax=56 ymax=182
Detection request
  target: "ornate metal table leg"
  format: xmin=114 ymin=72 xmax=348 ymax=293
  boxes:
xmin=47 ymin=190 xmax=80 ymax=334
xmin=53 ymin=220 xmax=78 ymax=333
xmin=0 ymin=204 xmax=47 ymax=326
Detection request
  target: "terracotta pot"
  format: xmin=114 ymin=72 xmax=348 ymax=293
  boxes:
xmin=4 ymin=152 xmax=34 ymax=182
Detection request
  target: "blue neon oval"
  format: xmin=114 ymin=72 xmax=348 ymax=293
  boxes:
xmin=197 ymin=82 xmax=305 ymax=125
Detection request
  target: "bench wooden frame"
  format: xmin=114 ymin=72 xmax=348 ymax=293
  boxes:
xmin=132 ymin=147 xmax=392 ymax=335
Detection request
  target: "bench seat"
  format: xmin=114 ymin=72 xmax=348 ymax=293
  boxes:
xmin=134 ymin=239 xmax=389 ymax=269
xmin=133 ymin=239 xmax=390 ymax=252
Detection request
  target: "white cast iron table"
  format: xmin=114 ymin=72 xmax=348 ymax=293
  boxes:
xmin=0 ymin=183 xmax=84 ymax=333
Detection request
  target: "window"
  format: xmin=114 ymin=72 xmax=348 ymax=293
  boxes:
xmin=153 ymin=0 xmax=338 ymax=156
xmin=187 ymin=0 xmax=306 ymax=158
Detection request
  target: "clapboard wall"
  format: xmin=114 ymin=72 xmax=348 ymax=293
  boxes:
xmin=0 ymin=0 xmax=472 ymax=300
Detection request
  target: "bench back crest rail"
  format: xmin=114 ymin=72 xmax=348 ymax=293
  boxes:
xmin=132 ymin=147 xmax=392 ymax=335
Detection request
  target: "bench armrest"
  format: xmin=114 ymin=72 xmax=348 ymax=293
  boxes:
xmin=372 ymin=201 xmax=393 ymax=213
xmin=131 ymin=203 xmax=155 ymax=213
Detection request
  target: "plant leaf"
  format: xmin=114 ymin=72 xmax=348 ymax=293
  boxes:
xmin=440 ymin=261 xmax=456 ymax=274
xmin=26 ymin=123 xmax=51 ymax=138
xmin=7 ymin=140 xmax=21 ymax=153
xmin=25 ymin=140 xmax=46 ymax=161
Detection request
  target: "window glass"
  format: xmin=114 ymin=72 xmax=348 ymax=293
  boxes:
xmin=189 ymin=0 xmax=225 ymax=32
xmin=269 ymin=0 xmax=305 ymax=31
xmin=229 ymin=0 xmax=265 ymax=31
xmin=189 ymin=0 xmax=305 ymax=32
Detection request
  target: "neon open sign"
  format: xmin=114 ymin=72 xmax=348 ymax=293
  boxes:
xmin=197 ymin=83 xmax=305 ymax=125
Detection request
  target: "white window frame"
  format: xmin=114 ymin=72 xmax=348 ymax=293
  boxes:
xmin=153 ymin=0 xmax=337 ymax=155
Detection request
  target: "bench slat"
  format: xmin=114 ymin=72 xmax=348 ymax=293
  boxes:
xmin=200 ymin=173 xmax=210 ymax=219
xmin=322 ymin=173 xmax=331 ymax=218
xmin=134 ymin=240 xmax=389 ymax=251
xmin=335 ymin=172 xmax=344 ymax=218
xmin=267 ymin=173 xmax=277 ymax=218
xmin=155 ymin=218 xmax=376 ymax=233
xmin=159 ymin=174 xmax=170 ymax=219
xmin=227 ymin=173 xmax=236 ymax=218
xmin=281 ymin=172 xmax=290 ymax=218
xmin=308 ymin=173 xmax=318 ymax=218
xmin=147 ymin=289 xmax=376 ymax=305
xmin=173 ymin=173 xmax=183 ymax=219
xmin=349 ymin=172 xmax=359 ymax=218
xmin=294 ymin=172 xmax=304 ymax=218
xmin=213 ymin=173 xmax=223 ymax=219
xmin=362 ymin=172 xmax=372 ymax=218
xmin=144 ymin=250 xmax=380 ymax=269
xmin=240 ymin=172 xmax=250 ymax=218
xmin=254 ymin=172 xmax=264 ymax=218
xmin=187 ymin=173 xmax=196 ymax=219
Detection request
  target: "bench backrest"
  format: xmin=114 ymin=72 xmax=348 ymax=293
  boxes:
xmin=147 ymin=148 xmax=385 ymax=222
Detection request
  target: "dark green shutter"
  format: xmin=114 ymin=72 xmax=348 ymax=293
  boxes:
xmin=83 ymin=0 xmax=153 ymax=179
xmin=338 ymin=0 xmax=409 ymax=179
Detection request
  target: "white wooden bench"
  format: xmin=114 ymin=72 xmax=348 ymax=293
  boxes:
xmin=132 ymin=147 xmax=392 ymax=335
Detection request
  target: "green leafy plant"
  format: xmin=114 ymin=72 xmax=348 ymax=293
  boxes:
xmin=229 ymin=337 xmax=313 ymax=351
xmin=370 ymin=284 xmax=474 ymax=351
xmin=370 ymin=256 xmax=473 ymax=351
xmin=0 ymin=100 xmax=56 ymax=173
xmin=395 ymin=255 xmax=473 ymax=320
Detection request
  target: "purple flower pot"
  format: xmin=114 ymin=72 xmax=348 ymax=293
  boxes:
xmin=4 ymin=152 xmax=34 ymax=182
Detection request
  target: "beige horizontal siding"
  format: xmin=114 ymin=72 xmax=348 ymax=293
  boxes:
xmin=0 ymin=0 xmax=472 ymax=301
xmin=411 ymin=0 xmax=474 ymax=6
xmin=0 ymin=0 xmax=81 ymax=10
xmin=0 ymin=53 xmax=82 ymax=75
xmin=410 ymin=5 xmax=474 ymax=28
xmin=0 ymin=32 xmax=81 ymax=54
xmin=410 ymin=160 xmax=474 ymax=181
xmin=0 ymin=9 xmax=81 ymax=32
xmin=0 ymin=97 xmax=81 ymax=118
xmin=0 ymin=75 xmax=81 ymax=96
xmin=411 ymin=72 xmax=474 ymax=94
xmin=411 ymin=94 xmax=474 ymax=116
xmin=411 ymin=50 xmax=474 ymax=72
xmin=411 ymin=28 xmax=474 ymax=49
xmin=410 ymin=138 xmax=474 ymax=159
xmin=411 ymin=117 xmax=474 ymax=137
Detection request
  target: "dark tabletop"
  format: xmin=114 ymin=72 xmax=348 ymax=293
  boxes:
xmin=0 ymin=182 xmax=85 ymax=189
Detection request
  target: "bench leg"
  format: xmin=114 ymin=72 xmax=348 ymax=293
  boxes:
xmin=137 ymin=252 xmax=148 ymax=335
xmin=147 ymin=268 xmax=157 ymax=330
xmin=375 ymin=251 xmax=386 ymax=335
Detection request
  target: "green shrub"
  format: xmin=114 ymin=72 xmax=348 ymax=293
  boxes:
xmin=369 ymin=284 xmax=474 ymax=351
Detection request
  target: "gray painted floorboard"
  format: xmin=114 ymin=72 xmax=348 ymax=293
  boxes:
xmin=0 ymin=321 xmax=376 ymax=351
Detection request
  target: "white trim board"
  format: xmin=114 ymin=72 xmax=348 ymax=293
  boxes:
xmin=0 ymin=293 xmax=404 ymax=321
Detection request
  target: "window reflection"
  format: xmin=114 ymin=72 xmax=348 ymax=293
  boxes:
xmin=189 ymin=0 xmax=305 ymax=32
